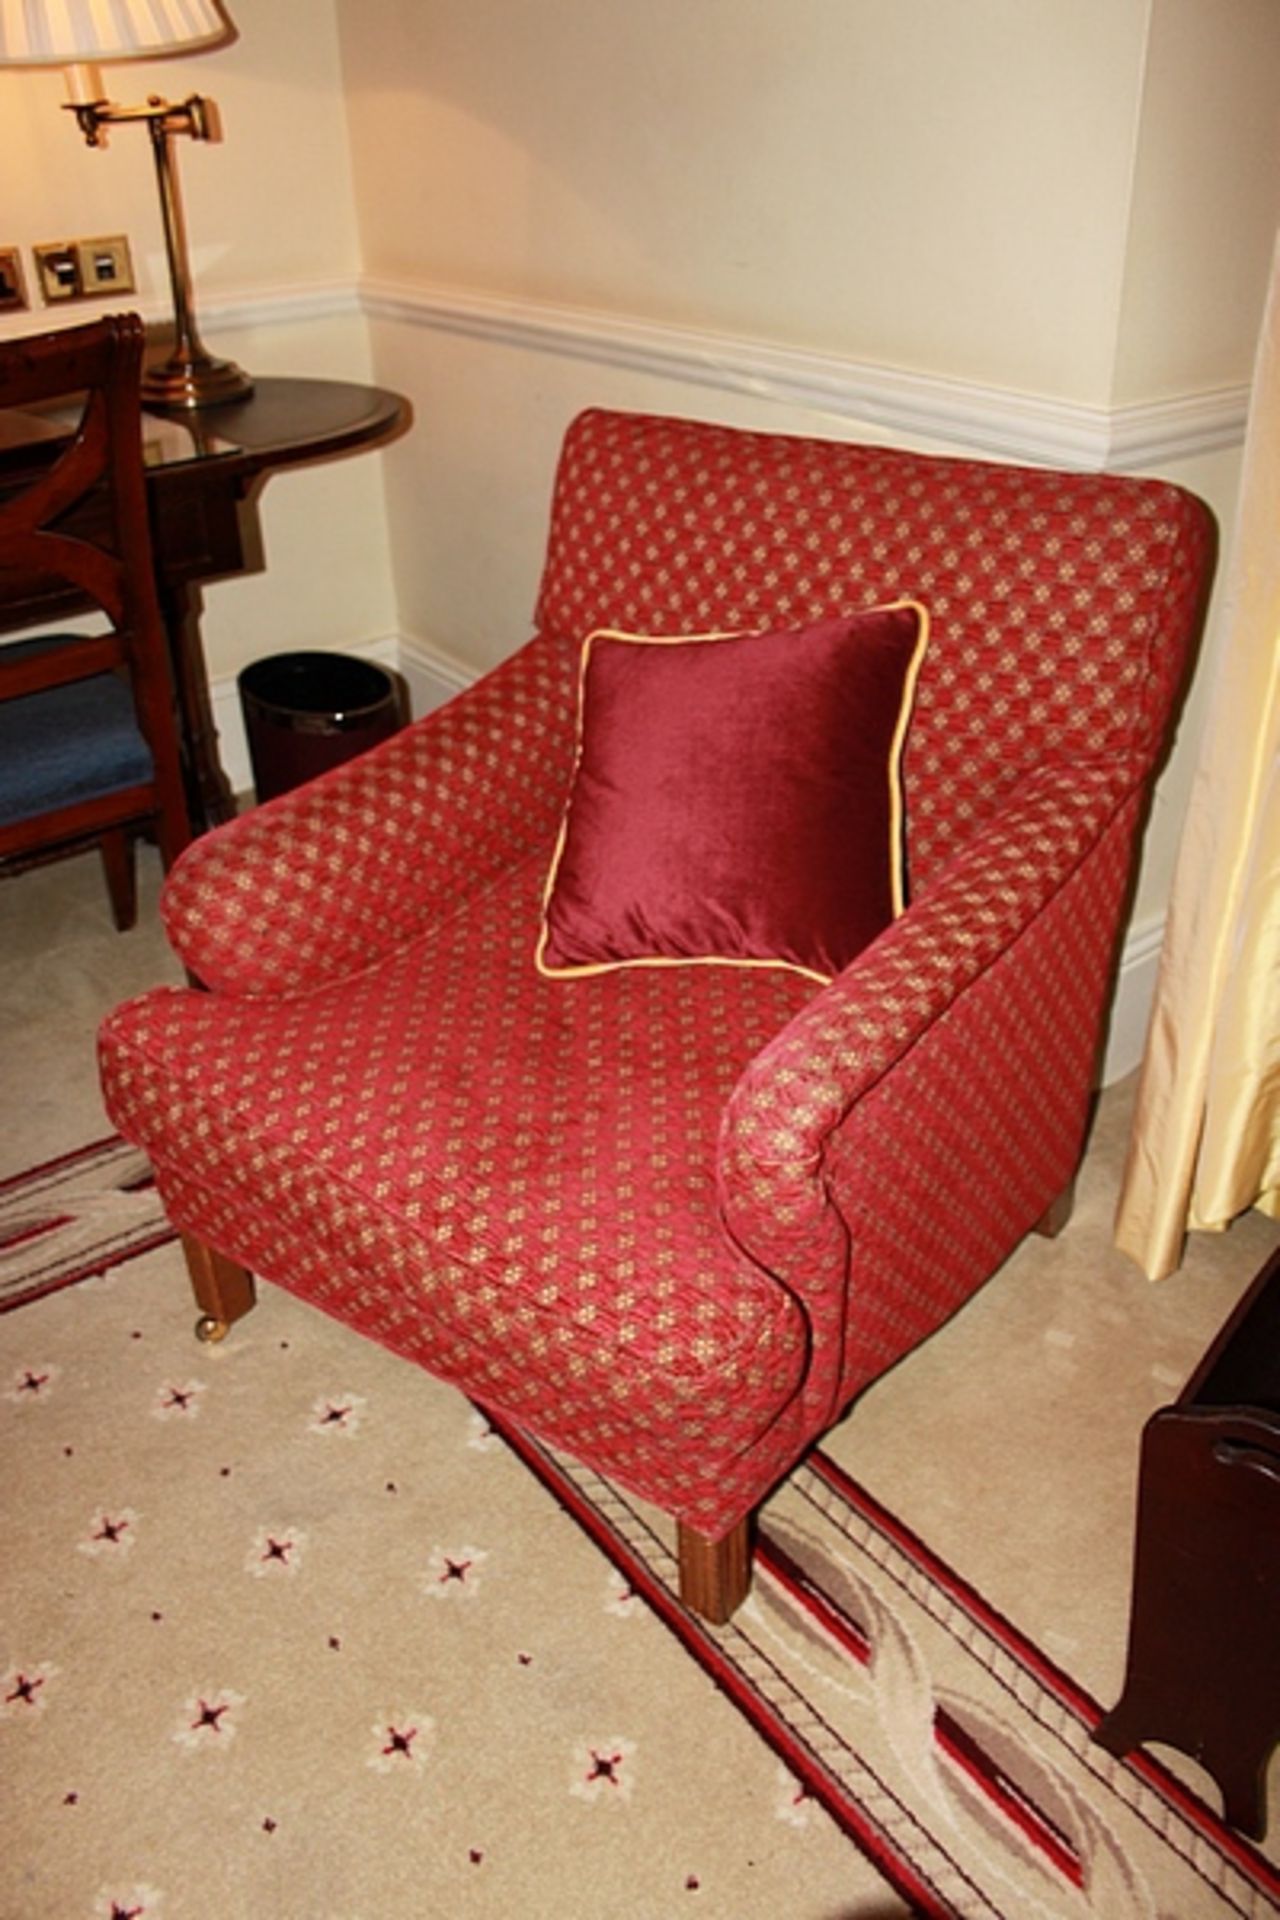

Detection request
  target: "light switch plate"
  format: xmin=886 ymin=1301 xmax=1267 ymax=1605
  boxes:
xmin=0 ymin=247 xmax=27 ymax=311
xmin=76 ymin=233 xmax=134 ymax=296
xmin=33 ymin=234 xmax=134 ymax=303
xmin=33 ymin=242 xmax=81 ymax=301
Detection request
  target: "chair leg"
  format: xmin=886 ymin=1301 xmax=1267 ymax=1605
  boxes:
xmin=676 ymin=1516 xmax=753 ymax=1624
xmin=99 ymin=828 xmax=138 ymax=931
xmin=181 ymin=1231 xmax=256 ymax=1343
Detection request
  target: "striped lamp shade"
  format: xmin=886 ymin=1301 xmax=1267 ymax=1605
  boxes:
xmin=0 ymin=0 xmax=233 ymax=63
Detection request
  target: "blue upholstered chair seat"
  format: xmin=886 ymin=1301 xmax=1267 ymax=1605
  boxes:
xmin=0 ymin=637 xmax=153 ymax=826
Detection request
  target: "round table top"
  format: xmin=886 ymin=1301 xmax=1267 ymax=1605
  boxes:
xmin=0 ymin=375 xmax=411 ymax=483
xmin=137 ymin=376 xmax=412 ymax=479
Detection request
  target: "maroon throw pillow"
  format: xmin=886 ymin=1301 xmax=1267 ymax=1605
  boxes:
xmin=536 ymin=601 xmax=929 ymax=984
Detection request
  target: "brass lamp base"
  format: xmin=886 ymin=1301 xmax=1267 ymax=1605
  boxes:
xmin=142 ymin=348 xmax=253 ymax=411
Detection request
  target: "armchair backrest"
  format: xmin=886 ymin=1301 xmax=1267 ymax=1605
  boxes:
xmin=534 ymin=408 xmax=1214 ymax=887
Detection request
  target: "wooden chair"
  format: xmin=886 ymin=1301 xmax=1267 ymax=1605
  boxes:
xmin=0 ymin=314 xmax=191 ymax=927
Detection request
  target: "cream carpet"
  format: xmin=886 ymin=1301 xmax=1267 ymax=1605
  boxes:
xmin=3 ymin=846 xmax=1278 ymax=1919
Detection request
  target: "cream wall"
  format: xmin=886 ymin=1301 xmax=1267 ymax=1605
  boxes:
xmin=336 ymin=0 xmax=1280 ymax=1078
xmin=0 ymin=2 xmax=362 ymax=302
xmin=343 ymin=0 xmax=1153 ymax=401
xmin=338 ymin=0 xmax=1280 ymax=667
xmin=0 ymin=0 xmax=399 ymax=684
xmin=338 ymin=0 xmax=1280 ymax=404
xmin=1114 ymin=0 xmax=1280 ymax=404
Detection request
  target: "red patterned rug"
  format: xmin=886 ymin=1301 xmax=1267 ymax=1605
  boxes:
xmin=4 ymin=1139 xmax=1278 ymax=1918
xmin=0 ymin=1135 xmax=175 ymax=1313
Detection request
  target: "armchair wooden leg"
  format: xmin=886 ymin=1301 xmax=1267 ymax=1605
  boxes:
xmin=181 ymin=1231 xmax=256 ymax=1343
xmin=677 ymin=1516 xmax=752 ymax=1624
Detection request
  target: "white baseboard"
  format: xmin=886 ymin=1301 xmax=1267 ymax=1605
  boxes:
xmin=211 ymin=675 xmax=255 ymax=802
xmin=1101 ymin=915 xmax=1163 ymax=1088
xmin=394 ymin=632 xmax=479 ymax=715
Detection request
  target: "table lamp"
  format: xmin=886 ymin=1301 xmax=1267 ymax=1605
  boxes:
xmin=0 ymin=0 xmax=252 ymax=411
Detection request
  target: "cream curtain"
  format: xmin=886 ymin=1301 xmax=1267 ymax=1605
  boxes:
xmin=1114 ymin=237 xmax=1280 ymax=1282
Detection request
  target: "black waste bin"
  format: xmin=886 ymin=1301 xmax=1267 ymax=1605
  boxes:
xmin=238 ymin=651 xmax=405 ymax=802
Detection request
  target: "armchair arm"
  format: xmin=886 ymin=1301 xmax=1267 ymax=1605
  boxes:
xmin=162 ymin=636 xmax=577 ymax=995
xmin=718 ymin=759 xmax=1142 ymax=1421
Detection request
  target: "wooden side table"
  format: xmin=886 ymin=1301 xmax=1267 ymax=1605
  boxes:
xmin=1094 ymin=1242 xmax=1280 ymax=1837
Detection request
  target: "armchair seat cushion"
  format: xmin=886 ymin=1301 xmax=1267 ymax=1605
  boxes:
xmin=102 ymin=849 xmax=820 ymax=1530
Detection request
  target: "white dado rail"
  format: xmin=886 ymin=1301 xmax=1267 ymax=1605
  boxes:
xmin=358 ymin=277 xmax=1249 ymax=472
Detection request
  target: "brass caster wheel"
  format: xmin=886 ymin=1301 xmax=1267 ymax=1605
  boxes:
xmin=194 ymin=1315 xmax=229 ymax=1344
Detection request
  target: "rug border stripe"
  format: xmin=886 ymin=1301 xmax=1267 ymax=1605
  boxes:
xmin=757 ymin=1520 xmax=1087 ymax=1893
xmin=0 ymin=1134 xmax=128 ymax=1194
xmin=0 ymin=1137 xmax=173 ymax=1315
xmin=0 ymin=1227 xmax=177 ymax=1314
xmin=807 ymin=1445 xmax=1280 ymax=1902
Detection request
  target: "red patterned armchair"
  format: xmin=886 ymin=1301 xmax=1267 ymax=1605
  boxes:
xmin=98 ymin=409 xmax=1212 ymax=1621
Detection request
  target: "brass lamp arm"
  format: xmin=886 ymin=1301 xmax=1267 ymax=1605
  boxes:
xmin=65 ymin=92 xmax=219 ymax=149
